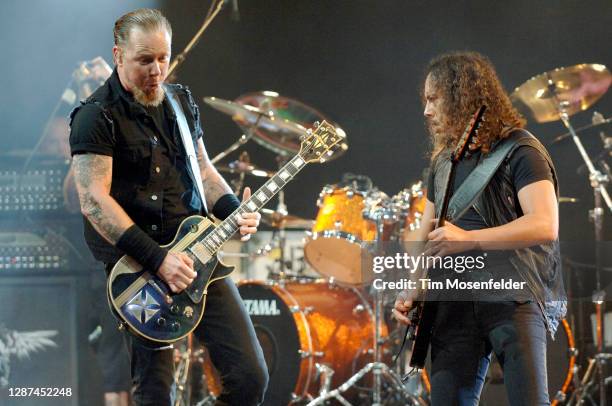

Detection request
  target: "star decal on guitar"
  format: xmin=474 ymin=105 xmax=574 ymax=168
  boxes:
xmin=126 ymin=289 xmax=161 ymax=324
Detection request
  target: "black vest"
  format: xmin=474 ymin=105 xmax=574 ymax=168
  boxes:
xmin=431 ymin=130 xmax=567 ymax=335
xmin=69 ymin=71 xmax=204 ymax=264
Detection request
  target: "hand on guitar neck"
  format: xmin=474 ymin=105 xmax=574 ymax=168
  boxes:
xmin=392 ymin=289 xmax=419 ymax=325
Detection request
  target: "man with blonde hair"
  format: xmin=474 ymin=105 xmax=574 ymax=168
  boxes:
xmin=69 ymin=8 xmax=268 ymax=405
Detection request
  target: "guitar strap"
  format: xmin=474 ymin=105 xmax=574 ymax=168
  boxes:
xmin=445 ymin=130 xmax=523 ymax=222
xmin=164 ymin=85 xmax=208 ymax=214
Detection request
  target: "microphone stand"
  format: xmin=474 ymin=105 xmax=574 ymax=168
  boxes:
xmin=167 ymin=0 xmax=226 ymax=78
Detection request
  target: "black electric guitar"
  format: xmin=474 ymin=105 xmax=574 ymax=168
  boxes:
xmin=107 ymin=121 xmax=343 ymax=343
xmin=408 ymin=105 xmax=486 ymax=368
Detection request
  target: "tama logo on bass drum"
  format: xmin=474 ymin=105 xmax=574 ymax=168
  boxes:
xmin=243 ymin=299 xmax=281 ymax=316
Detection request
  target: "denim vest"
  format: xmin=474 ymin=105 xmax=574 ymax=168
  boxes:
xmin=431 ymin=130 xmax=567 ymax=336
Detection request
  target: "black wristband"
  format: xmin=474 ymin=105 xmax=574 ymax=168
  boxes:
xmin=116 ymin=225 xmax=167 ymax=271
xmin=212 ymin=193 xmax=241 ymax=220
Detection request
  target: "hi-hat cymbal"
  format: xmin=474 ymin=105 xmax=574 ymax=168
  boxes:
xmin=511 ymin=64 xmax=611 ymax=123
xmin=260 ymin=208 xmax=314 ymax=229
xmin=234 ymin=91 xmax=348 ymax=160
xmin=216 ymin=160 xmax=274 ymax=178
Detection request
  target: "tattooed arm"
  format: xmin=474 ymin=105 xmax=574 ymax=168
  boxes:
xmin=72 ymin=153 xmax=134 ymax=244
xmin=196 ymin=138 xmax=234 ymax=208
xmin=196 ymin=139 xmax=260 ymax=240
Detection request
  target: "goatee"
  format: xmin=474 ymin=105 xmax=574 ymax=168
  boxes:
xmin=133 ymin=85 xmax=165 ymax=107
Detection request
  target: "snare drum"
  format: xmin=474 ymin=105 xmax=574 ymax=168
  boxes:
xmin=304 ymin=185 xmax=381 ymax=285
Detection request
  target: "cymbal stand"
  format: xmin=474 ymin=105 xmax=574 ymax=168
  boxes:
xmin=548 ymin=76 xmax=611 ymax=406
xmin=210 ymin=116 xmax=262 ymax=164
xmin=307 ymin=207 xmax=419 ymax=406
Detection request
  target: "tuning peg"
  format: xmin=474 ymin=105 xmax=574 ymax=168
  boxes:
xmin=314 ymin=121 xmax=320 ymax=128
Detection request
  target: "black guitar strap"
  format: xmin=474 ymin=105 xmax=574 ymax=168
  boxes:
xmin=445 ymin=131 xmax=523 ymax=222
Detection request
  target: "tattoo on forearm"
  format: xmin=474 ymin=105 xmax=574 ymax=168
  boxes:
xmin=203 ymin=177 xmax=233 ymax=206
xmin=73 ymin=154 xmax=124 ymax=244
xmin=81 ymin=191 xmax=124 ymax=242
xmin=197 ymin=143 xmax=233 ymax=205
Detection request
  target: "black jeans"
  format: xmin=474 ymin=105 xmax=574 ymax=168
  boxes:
xmin=429 ymin=301 xmax=549 ymax=406
xmin=124 ymin=277 xmax=269 ymax=406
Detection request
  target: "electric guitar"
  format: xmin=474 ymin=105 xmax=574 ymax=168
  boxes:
xmin=107 ymin=120 xmax=343 ymax=343
xmin=408 ymin=105 xmax=486 ymax=368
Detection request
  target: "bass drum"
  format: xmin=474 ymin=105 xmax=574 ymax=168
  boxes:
xmin=203 ymin=279 xmax=386 ymax=405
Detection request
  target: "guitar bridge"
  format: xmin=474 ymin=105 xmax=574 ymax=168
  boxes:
xmin=148 ymin=279 xmax=172 ymax=304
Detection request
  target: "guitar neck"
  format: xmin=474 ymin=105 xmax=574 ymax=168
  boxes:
xmin=197 ymin=154 xmax=308 ymax=254
xmin=436 ymin=162 xmax=458 ymax=228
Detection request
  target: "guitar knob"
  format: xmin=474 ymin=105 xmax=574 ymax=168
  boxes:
xmin=157 ymin=317 xmax=166 ymax=327
xmin=170 ymin=304 xmax=180 ymax=314
xmin=170 ymin=322 xmax=180 ymax=332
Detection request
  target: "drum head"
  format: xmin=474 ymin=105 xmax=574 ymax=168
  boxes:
xmin=238 ymin=283 xmax=302 ymax=405
xmin=304 ymin=235 xmax=371 ymax=285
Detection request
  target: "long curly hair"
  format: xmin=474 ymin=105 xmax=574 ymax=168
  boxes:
xmin=422 ymin=51 xmax=525 ymax=158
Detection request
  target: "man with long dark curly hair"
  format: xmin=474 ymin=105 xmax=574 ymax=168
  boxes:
xmin=394 ymin=51 xmax=565 ymax=405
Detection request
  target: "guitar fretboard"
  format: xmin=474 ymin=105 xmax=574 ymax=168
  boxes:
xmin=189 ymin=154 xmax=308 ymax=259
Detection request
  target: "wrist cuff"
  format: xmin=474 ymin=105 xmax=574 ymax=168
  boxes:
xmin=116 ymin=225 xmax=167 ymax=271
xmin=212 ymin=193 xmax=241 ymax=220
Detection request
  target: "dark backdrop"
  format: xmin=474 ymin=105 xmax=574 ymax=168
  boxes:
xmin=2 ymin=0 xmax=611 ymax=240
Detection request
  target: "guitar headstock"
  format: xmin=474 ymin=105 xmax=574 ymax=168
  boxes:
xmin=299 ymin=120 xmax=346 ymax=163
xmin=451 ymin=105 xmax=487 ymax=162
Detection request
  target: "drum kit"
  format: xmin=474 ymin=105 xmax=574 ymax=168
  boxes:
xmin=166 ymin=91 xmax=430 ymax=406
xmin=173 ymin=62 xmax=612 ymax=406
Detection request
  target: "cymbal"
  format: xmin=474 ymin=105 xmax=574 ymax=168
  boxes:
xmin=204 ymin=96 xmax=310 ymax=141
xmin=234 ymin=91 xmax=348 ymax=160
xmin=260 ymin=208 xmax=314 ymax=229
xmin=552 ymin=115 xmax=612 ymax=144
xmin=511 ymin=64 xmax=611 ymax=123
xmin=216 ymin=160 xmax=274 ymax=178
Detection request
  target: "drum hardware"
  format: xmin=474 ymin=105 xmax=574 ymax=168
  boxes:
xmin=217 ymin=149 xmax=272 ymax=180
xmin=552 ymin=112 xmax=612 ymax=145
xmin=315 ymin=363 xmax=335 ymax=397
xmin=260 ymin=208 xmax=314 ymax=229
xmin=173 ymin=334 xmax=209 ymax=406
xmin=512 ymin=64 xmax=612 ymax=406
xmin=233 ymin=91 xmax=348 ymax=160
xmin=304 ymin=176 xmax=383 ymax=285
xmin=199 ymin=279 xmax=386 ymax=405
xmin=307 ymin=210 xmax=419 ymax=406
xmin=203 ymin=98 xmax=267 ymax=165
